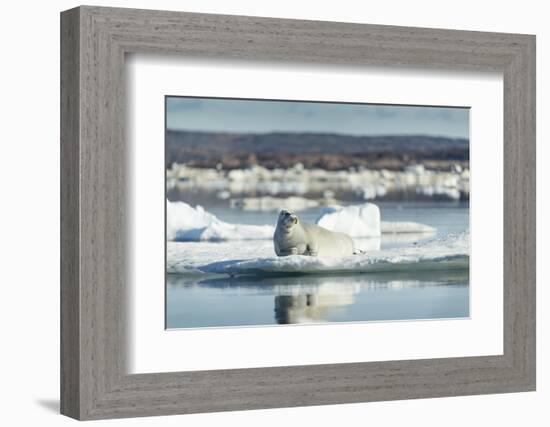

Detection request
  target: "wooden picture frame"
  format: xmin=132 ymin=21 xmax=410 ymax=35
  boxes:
xmin=60 ymin=5 xmax=536 ymax=420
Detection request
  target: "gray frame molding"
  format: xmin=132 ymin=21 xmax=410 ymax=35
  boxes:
xmin=60 ymin=5 xmax=536 ymax=420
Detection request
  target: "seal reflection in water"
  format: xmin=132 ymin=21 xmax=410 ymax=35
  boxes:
xmin=274 ymin=209 xmax=356 ymax=257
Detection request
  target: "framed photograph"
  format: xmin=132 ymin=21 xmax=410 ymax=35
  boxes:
xmin=164 ymin=96 xmax=471 ymax=330
xmin=60 ymin=6 xmax=536 ymax=420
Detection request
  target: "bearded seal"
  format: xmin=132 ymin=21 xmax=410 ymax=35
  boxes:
xmin=274 ymin=209 xmax=356 ymax=257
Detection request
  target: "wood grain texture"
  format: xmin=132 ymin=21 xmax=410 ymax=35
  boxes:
xmin=60 ymin=6 xmax=536 ymax=420
xmin=60 ymin=7 xmax=80 ymax=419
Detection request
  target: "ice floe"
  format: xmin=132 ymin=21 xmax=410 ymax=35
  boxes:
xmin=167 ymin=200 xmax=273 ymax=242
xmin=167 ymin=232 xmax=469 ymax=276
xmin=167 ymin=163 xmax=470 ymax=201
xmin=316 ymin=203 xmax=381 ymax=237
xmin=167 ymin=200 xmax=436 ymax=242
xmin=229 ymin=195 xmax=320 ymax=212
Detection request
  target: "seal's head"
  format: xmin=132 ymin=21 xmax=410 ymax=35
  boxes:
xmin=277 ymin=209 xmax=298 ymax=230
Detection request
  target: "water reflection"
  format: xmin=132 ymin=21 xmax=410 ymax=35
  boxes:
xmin=274 ymin=290 xmax=356 ymax=324
xmin=167 ymin=270 xmax=469 ymax=328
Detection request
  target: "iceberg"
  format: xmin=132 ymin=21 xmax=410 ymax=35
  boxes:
xmin=167 ymin=200 xmax=273 ymax=242
xmin=316 ymin=203 xmax=436 ymax=237
xmin=316 ymin=203 xmax=381 ymax=237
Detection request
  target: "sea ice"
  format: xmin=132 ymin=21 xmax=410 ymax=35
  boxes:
xmin=380 ymin=221 xmax=436 ymax=234
xmin=167 ymin=200 xmax=273 ymax=242
xmin=316 ymin=203 xmax=381 ymax=237
xmin=167 ymin=232 xmax=469 ymax=276
xmin=167 ymin=200 xmax=436 ymax=243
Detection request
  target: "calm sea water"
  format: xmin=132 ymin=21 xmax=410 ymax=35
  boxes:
xmin=166 ymin=201 xmax=469 ymax=329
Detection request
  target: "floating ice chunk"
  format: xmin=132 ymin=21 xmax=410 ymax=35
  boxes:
xmin=167 ymin=200 xmax=436 ymax=244
xmin=316 ymin=203 xmax=381 ymax=237
xmin=315 ymin=203 xmax=435 ymax=238
xmin=405 ymin=164 xmax=426 ymax=175
xmin=166 ymin=200 xmax=274 ymax=242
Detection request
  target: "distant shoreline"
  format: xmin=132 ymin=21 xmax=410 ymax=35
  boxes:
xmin=166 ymin=130 xmax=469 ymax=172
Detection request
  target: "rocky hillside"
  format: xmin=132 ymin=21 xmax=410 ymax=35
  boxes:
xmin=166 ymin=130 xmax=469 ymax=171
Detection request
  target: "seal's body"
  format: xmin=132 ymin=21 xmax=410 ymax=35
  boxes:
xmin=274 ymin=210 xmax=356 ymax=258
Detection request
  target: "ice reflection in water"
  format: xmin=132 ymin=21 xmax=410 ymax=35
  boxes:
xmin=166 ymin=270 xmax=469 ymax=328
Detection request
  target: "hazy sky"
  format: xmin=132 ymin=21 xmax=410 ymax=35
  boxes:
xmin=166 ymin=97 xmax=469 ymax=139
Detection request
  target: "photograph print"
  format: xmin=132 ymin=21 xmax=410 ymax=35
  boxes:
xmin=165 ymin=96 xmax=470 ymax=329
